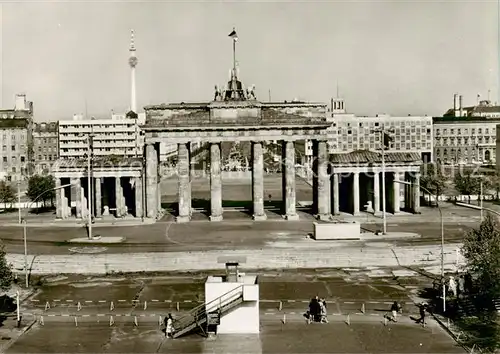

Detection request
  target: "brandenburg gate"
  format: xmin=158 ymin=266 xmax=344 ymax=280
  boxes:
xmin=142 ymin=70 xmax=332 ymax=222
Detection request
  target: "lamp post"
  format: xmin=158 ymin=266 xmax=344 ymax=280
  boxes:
xmin=372 ymin=125 xmax=395 ymax=235
xmin=22 ymin=183 xmax=72 ymax=287
xmin=394 ymin=179 xmax=446 ymax=313
xmin=78 ymin=133 xmax=94 ymax=240
xmin=17 ymin=182 xmax=21 ymax=224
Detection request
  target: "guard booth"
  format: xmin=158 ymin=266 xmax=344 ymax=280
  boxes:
xmin=204 ymin=256 xmax=260 ymax=335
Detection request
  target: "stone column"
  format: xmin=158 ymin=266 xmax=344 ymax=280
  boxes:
xmin=145 ymin=144 xmax=158 ymax=219
xmin=177 ymin=142 xmax=191 ymax=223
xmin=282 ymin=141 xmax=299 ymax=220
xmin=413 ymin=172 xmax=421 ymax=214
xmin=81 ymin=182 xmax=87 ymax=219
xmin=74 ymin=178 xmax=82 ymax=219
xmin=55 ymin=178 xmax=62 ymax=219
xmin=312 ymin=142 xmax=319 ymax=215
xmin=95 ymin=178 xmax=102 ymax=218
xmin=210 ymin=143 xmax=223 ymax=221
xmin=393 ymin=171 xmax=401 ymax=214
xmin=373 ymin=172 xmax=380 ymax=214
xmin=115 ymin=177 xmax=123 ymax=218
xmin=353 ymin=172 xmax=360 ymax=215
xmin=135 ymin=177 xmax=143 ymax=218
xmin=252 ymin=142 xmax=266 ymax=220
xmin=332 ymin=173 xmax=340 ymax=215
xmin=316 ymin=141 xmax=330 ymax=220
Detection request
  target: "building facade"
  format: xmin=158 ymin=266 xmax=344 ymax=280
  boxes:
xmin=33 ymin=122 xmax=58 ymax=173
xmin=324 ymin=98 xmax=433 ymax=162
xmin=58 ymin=114 xmax=143 ymax=160
xmin=0 ymin=94 xmax=34 ymax=181
xmin=434 ymin=95 xmax=500 ymax=165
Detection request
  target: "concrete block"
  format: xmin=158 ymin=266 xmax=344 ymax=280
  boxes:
xmin=313 ymin=221 xmax=360 ymax=240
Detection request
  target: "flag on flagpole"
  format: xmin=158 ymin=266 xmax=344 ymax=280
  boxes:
xmin=228 ymin=28 xmax=238 ymax=41
xmin=383 ymin=132 xmax=393 ymax=150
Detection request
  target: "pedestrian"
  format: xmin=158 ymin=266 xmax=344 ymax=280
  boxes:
xmin=416 ymin=303 xmax=427 ymax=325
xmin=458 ymin=275 xmax=465 ymax=297
xmin=449 ymin=276 xmax=457 ymax=297
xmin=165 ymin=313 xmax=174 ymax=338
xmin=320 ymin=298 xmax=328 ymax=323
xmin=390 ymin=301 xmax=401 ymax=322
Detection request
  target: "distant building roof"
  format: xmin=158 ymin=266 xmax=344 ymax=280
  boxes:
xmin=330 ymin=150 xmax=421 ymax=164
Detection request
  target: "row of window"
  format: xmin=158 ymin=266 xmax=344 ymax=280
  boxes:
xmin=2 ymin=145 xmax=23 ymax=151
xmin=333 ymin=121 xmax=431 ymax=128
xmin=2 ymin=156 xmax=25 ymax=163
xmin=435 ymin=127 xmax=496 ymax=136
xmin=332 ymin=142 xmax=432 ymax=151
xmin=435 ymin=136 xmax=495 ymax=146
xmin=60 ymin=124 xmax=135 ymax=129
xmin=0 ymin=134 xmax=25 ymax=140
xmin=60 ymin=148 xmax=138 ymax=153
xmin=36 ymin=155 xmax=57 ymax=161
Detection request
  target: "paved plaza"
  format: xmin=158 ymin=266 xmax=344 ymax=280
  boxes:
xmin=2 ymin=272 xmax=464 ymax=353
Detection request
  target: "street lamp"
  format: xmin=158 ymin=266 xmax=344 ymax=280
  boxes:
xmin=22 ymin=183 xmax=72 ymax=287
xmin=78 ymin=133 xmax=94 ymax=240
xmin=372 ymin=125 xmax=395 ymax=235
xmin=394 ymin=179 xmax=446 ymax=313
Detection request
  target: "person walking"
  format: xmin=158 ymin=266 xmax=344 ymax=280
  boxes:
xmin=390 ymin=301 xmax=401 ymax=322
xmin=165 ymin=313 xmax=174 ymax=338
xmin=416 ymin=303 xmax=427 ymax=326
xmin=320 ymin=298 xmax=328 ymax=323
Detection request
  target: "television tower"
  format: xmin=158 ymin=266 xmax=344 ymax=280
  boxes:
xmin=128 ymin=29 xmax=138 ymax=113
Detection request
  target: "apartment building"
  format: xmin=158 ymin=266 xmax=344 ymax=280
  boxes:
xmin=0 ymin=94 xmax=34 ymax=181
xmin=433 ymin=95 xmax=500 ymax=165
xmin=33 ymin=122 xmax=58 ymax=173
xmin=58 ymin=113 xmax=142 ymax=160
xmin=326 ymin=98 xmax=433 ymax=162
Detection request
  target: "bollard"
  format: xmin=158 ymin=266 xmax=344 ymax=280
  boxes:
xmin=110 ymin=301 xmax=114 ymax=311
xmin=282 ymin=314 xmax=286 ymax=324
xmin=278 ymin=301 xmax=283 ymax=311
xmin=144 ymin=301 xmax=147 ymax=311
xmin=361 ymin=303 xmax=365 ymax=314
xmin=158 ymin=315 xmax=162 ymax=327
xmin=77 ymin=302 xmax=82 ymax=311
xmin=74 ymin=316 xmax=78 ymax=327
xmin=39 ymin=316 xmax=44 ymax=326
xmin=176 ymin=302 xmax=179 ymax=312
xmin=109 ymin=316 xmax=114 ymax=326
xmin=134 ymin=316 xmax=138 ymax=327
xmin=345 ymin=314 xmax=350 ymax=326
xmin=45 ymin=302 xmax=50 ymax=311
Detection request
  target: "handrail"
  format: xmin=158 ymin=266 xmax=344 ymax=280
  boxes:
xmin=172 ymin=284 xmax=244 ymax=329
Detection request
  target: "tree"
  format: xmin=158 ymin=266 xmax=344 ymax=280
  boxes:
xmin=454 ymin=170 xmax=481 ymax=204
xmin=0 ymin=242 xmax=13 ymax=291
xmin=0 ymin=182 xmax=15 ymax=209
xmin=487 ymin=173 xmax=500 ymax=201
xmin=26 ymin=175 xmax=56 ymax=209
xmin=420 ymin=163 xmax=448 ymax=205
xmin=462 ymin=214 xmax=500 ymax=319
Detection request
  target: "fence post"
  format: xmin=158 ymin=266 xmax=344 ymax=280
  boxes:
xmin=109 ymin=316 xmax=114 ymax=326
xmin=110 ymin=301 xmax=114 ymax=311
xmin=282 ymin=313 xmax=286 ymax=324
xmin=278 ymin=301 xmax=283 ymax=311
xmin=361 ymin=303 xmax=365 ymax=314
xmin=74 ymin=316 xmax=78 ymax=327
xmin=134 ymin=316 xmax=138 ymax=327
xmin=77 ymin=302 xmax=82 ymax=311
xmin=158 ymin=315 xmax=162 ymax=327
xmin=345 ymin=314 xmax=350 ymax=326
xmin=144 ymin=301 xmax=147 ymax=311
xmin=45 ymin=302 xmax=50 ymax=311
xmin=384 ymin=315 xmax=388 ymax=326
xmin=176 ymin=302 xmax=179 ymax=311
xmin=39 ymin=316 xmax=44 ymax=326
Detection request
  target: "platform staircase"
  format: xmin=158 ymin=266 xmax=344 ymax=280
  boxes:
xmin=172 ymin=285 xmax=245 ymax=339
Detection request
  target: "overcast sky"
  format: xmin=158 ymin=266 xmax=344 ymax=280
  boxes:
xmin=0 ymin=0 xmax=497 ymax=121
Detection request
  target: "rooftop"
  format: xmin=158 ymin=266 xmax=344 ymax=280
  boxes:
xmin=433 ymin=116 xmax=500 ymax=123
xmin=330 ymin=150 xmax=422 ymax=164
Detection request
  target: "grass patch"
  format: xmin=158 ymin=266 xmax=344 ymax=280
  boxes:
xmin=455 ymin=317 xmax=500 ymax=352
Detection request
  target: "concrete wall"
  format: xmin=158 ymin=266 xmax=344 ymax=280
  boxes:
xmin=313 ymin=221 xmax=360 ymax=240
xmin=205 ymin=278 xmax=259 ymax=334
